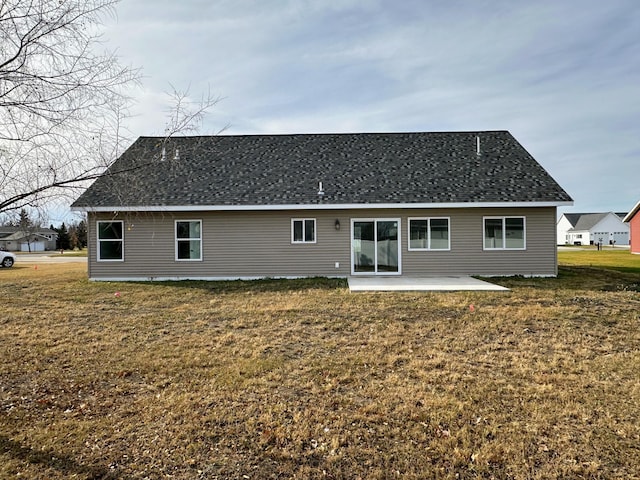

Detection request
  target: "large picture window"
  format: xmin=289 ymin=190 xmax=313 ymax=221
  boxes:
xmin=97 ymin=221 xmax=124 ymax=261
xmin=408 ymin=218 xmax=450 ymax=250
xmin=292 ymin=219 xmax=316 ymax=243
xmin=484 ymin=217 xmax=525 ymax=250
xmin=176 ymin=220 xmax=202 ymax=260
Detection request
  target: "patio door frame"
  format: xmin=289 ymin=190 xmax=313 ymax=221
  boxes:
xmin=350 ymin=218 xmax=402 ymax=276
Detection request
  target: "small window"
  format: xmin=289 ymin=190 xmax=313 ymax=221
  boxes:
xmin=97 ymin=221 xmax=124 ymax=261
xmin=292 ymin=219 xmax=316 ymax=243
xmin=176 ymin=220 xmax=202 ymax=261
xmin=408 ymin=218 xmax=450 ymax=250
xmin=484 ymin=217 xmax=525 ymax=250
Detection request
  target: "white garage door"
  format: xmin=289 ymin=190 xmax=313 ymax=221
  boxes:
xmin=20 ymin=241 xmax=45 ymax=252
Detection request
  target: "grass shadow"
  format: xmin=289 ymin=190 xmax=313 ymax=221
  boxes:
xmin=0 ymin=435 xmax=116 ymax=479
xmin=489 ymin=266 xmax=640 ymax=292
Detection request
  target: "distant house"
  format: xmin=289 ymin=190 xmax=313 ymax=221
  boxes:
xmin=0 ymin=226 xmax=58 ymax=252
xmin=557 ymin=212 xmax=629 ymax=246
xmin=623 ymin=201 xmax=640 ymax=254
xmin=71 ymin=131 xmax=573 ymax=281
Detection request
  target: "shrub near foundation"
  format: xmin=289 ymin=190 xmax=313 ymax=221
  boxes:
xmin=1 ymin=257 xmax=639 ymax=479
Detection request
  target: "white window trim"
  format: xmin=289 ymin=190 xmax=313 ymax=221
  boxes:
xmin=407 ymin=217 xmax=451 ymax=251
xmin=96 ymin=220 xmax=124 ymax=262
xmin=350 ymin=218 xmax=402 ymax=276
xmin=291 ymin=218 xmax=317 ymax=244
xmin=175 ymin=219 xmax=203 ymax=261
xmin=483 ymin=216 xmax=526 ymax=250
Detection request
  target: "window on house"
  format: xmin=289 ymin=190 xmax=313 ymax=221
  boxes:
xmin=292 ymin=219 xmax=316 ymax=243
xmin=484 ymin=217 xmax=525 ymax=250
xmin=97 ymin=221 xmax=124 ymax=261
xmin=176 ymin=220 xmax=202 ymax=260
xmin=408 ymin=218 xmax=450 ymax=250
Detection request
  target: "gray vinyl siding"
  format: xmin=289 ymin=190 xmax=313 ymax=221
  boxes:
xmin=86 ymin=207 xmax=557 ymax=280
xmin=402 ymin=207 xmax=557 ymax=277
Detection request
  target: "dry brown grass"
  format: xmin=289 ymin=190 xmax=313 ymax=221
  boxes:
xmin=1 ymin=259 xmax=640 ymax=479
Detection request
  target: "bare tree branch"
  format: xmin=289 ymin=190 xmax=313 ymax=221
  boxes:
xmin=0 ymin=0 xmax=139 ymax=214
xmin=0 ymin=86 xmax=222 ymax=214
xmin=0 ymin=1 xmax=222 ymax=215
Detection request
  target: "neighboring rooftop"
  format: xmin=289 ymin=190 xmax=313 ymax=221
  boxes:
xmin=562 ymin=212 xmax=628 ymax=230
xmin=0 ymin=226 xmax=57 ymax=239
xmin=72 ymin=131 xmax=573 ymax=210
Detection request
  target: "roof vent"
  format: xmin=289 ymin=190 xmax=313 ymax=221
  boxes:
xmin=161 ymin=147 xmax=166 ymax=162
xmin=174 ymin=148 xmax=180 ymax=161
xmin=318 ymin=181 xmax=325 ymax=196
xmin=476 ymin=135 xmax=481 ymax=156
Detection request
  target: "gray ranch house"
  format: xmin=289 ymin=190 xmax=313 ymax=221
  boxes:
xmin=71 ymin=131 xmax=573 ymax=281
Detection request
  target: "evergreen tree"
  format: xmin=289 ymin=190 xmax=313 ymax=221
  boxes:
xmin=76 ymin=220 xmax=88 ymax=248
xmin=56 ymin=223 xmax=70 ymax=250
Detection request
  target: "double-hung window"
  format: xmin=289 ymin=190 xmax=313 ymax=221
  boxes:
xmin=292 ymin=219 xmax=316 ymax=243
xmin=97 ymin=221 xmax=124 ymax=261
xmin=175 ymin=220 xmax=202 ymax=261
xmin=484 ymin=217 xmax=525 ymax=250
xmin=408 ymin=218 xmax=450 ymax=250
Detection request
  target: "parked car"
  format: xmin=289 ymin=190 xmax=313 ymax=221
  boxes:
xmin=1 ymin=251 xmax=16 ymax=267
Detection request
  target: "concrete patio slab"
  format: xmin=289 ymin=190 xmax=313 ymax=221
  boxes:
xmin=348 ymin=276 xmax=509 ymax=292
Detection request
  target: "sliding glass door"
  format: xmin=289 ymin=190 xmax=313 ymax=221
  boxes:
xmin=352 ymin=219 xmax=401 ymax=275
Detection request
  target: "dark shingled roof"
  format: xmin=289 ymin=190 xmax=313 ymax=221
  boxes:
xmin=71 ymin=131 xmax=572 ymax=209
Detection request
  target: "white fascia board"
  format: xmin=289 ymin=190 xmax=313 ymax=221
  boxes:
xmin=623 ymin=200 xmax=640 ymax=222
xmin=72 ymin=201 xmax=574 ymax=213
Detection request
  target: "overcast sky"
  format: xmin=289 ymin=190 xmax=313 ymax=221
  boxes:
xmin=91 ymin=0 xmax=639 ymax=217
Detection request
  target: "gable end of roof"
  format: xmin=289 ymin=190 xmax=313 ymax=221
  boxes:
xmin=623 ymin=201 xmax=640 ymax=222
